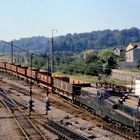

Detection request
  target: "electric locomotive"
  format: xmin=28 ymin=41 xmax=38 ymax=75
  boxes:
xmin=75 ymin=87 xmax=140 ymax=132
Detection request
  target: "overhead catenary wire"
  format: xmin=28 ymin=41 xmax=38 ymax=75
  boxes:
xmin=1 ymin=40 xmax=140 ymax=77
xmin=1 ymin=41 xmax=140 ymax=92
xmin=0 ymin=40 xmax=48 ymax=59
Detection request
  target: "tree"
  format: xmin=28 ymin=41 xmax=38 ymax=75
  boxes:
xmin=85 ymin=54 xmax=98 ymax=63
xmin=107 ymin=55 xmax=117 ymax=69
xmin=98 ymin=49 xmax=114 ymax=61
xmin=84 ymin=61 xmax=103 ymax=76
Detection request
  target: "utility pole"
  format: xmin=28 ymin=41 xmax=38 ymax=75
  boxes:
xmin=11 ymin=41 xmax=14 ymax=63
xmin=51 ymin=29 xmax=57 ymax=73
xmin=47 ymin=58 xmax=50 ymax=73
xmin=51 ymin=30 xmax=54 ymax=73
xmin=29 ymin=53 xmax=33 ymax=98
xmin=28 ymin=53 xmax=34 ymax=115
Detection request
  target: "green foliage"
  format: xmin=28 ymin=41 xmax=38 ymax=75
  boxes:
xmin=27 ymin=55 xmax=47 ymax=69
xmin=56 ymin=53 xmax=105 ymax=76
xmin=33 ymin=58 xmax=46 ymax=69
xmin=98 ymin=49 xmax=114 ymax=60
xmin=97 ymin=49 xmax=118 ymax=75
xmin=1 ymin=27 xmax=140 ymax=55
xmin=84 ymin=61 xmax=103 ymax=75
xmin=85 ymin=54 xmax=98 ymax=63
xmin=54 ymin=27 xmax=140 ymax=53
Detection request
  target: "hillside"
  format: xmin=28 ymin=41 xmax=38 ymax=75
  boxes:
xmin=0 ymin=27 xmax=140 ymax=55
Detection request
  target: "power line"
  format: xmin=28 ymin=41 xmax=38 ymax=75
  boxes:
xmin=0 ymin=40 xmax=49 ymax=59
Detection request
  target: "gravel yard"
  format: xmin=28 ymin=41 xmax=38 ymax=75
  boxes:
xmin=0 ymin=74 xmax=126 ymax=140
xmin=0 ymin=101 xmax=24 ymax=140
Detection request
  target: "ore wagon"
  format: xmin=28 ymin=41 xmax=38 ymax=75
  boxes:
xmin=38 ymin=70 xmax=52 ymax=87
xmin=0 ymin=62 xmax=6 ymax=71
xmin=17 ymin=66 xmax=28 ymax=79
xmin=53 ymin=77 xmax=81 ymax=102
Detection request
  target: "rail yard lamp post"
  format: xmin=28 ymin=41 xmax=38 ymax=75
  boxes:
xmin=11 ymin=41 xmax=14 ymax=64
xmin=51 ymin=29 xmax=57 ymax=73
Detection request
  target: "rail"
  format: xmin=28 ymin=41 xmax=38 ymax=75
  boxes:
xmin=0 ymin=89 xmax=47 ymax=140
xmin=0 ymin=88 xmax=90 ymax=140
xmin=44 ymin=120 xmax=90 ymax=140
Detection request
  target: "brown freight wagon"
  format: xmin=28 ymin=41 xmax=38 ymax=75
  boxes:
xmin=53 ymin=76 xmax=69 ymax=82
xmin=17 ymin=66 xmax=28 ymax=79
xmin=6 ymin=63 xmax=13 ymax=74
xmin=0 ymin=62 xmax=6 ymax=70
xmin=6 ymin=63 xmax=11 ymax=70
xmin=10 ymin=63 xmax=19 ymax=76
xmin=11 ymin=64 xmax=17 ymax=72
xmin=27 ymin=68 xmax=38 ymax=81
xmin=38 ymin=70 xmax=52 ymax=87
xmin=53 ymin=77 xmax=81 ymax=102
xmin=11 ymin=63 xmax=19 ymax=75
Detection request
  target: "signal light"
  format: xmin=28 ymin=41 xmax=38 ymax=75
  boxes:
xmin=45 ymin=96 xmax=51 ymax=115
xmin=28 ymin=99 xmax=34 ymax=113
xmin=138 ymin=99 xmax=140 ymax=107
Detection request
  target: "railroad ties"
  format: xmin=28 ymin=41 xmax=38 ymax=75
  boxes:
xmin=0 ymin=88 xmax=47 ymax=140
xmin=44 ymin=120 xmax=90 ymax=140
xmin=0 ymin=88 xmax=90 ymax=140
xmin=103 ymin=123 xmax=140 ymax=140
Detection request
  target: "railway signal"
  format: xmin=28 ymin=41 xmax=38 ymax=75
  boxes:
xmin=45 ymin=96 xmax=51 ymax=115
xmin=138 ymin=98 xmax=140 ymax=107
xmin=28 ymin=99 xmax=34 ymax=114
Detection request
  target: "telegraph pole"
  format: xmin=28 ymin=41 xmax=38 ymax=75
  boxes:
xmin=28 ymin=53 xmax=34 ymax=115
xmin=47 ymin=58 xmax=50 ymax=73
xmin=51 ymin=29 xmax=57 ymax=73
xmin=51 ymin=30 xmax=54 ymax=73
xmin=29 ymin=53 xmax=33 ymax=98
xmin=11 ymin=41 xmax=14 ymax=63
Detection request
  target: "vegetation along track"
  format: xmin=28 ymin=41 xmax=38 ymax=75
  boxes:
xmin=0 ymin=89 xmax=47 ymax=140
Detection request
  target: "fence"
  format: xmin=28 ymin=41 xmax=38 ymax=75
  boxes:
xmin=111 ymin=69 xmax=140 ymax=81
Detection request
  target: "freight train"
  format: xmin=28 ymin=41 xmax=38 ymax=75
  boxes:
xmin=0 ymin=62 xmax=90 ymax=101
xmin=0 ymin=62 xmax=140 ymax=134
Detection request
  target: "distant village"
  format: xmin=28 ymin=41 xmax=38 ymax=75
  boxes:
xmin=114 ymin=42 xmax=140 ymax=68
xmin=83 ymin=42 xmax=140 ymax=68
xmin=83 ymin=42 xmax=140 ymax=82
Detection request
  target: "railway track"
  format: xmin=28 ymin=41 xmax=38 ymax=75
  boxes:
xmin=103 ymin=124 xmax=140 ymax=140
xmin=44 ymin=120 xmax=90 ymax=140
xmin=0 ymin=88 xmax=91 ymax=140
xmin=0 ymin=73 xmax=139 ymax=140
xmin=49 ymin=96 xmax=106 ymax=127
xmin=48 ymin=95 xmax=140 ymax=140
xmin=0 ymin=90 xmax=47 ymax=140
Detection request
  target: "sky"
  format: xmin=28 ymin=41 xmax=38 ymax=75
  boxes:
xmin=0 ymin=0 xmax=140 ymax=41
